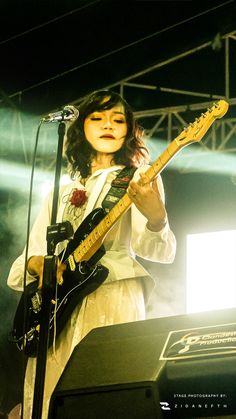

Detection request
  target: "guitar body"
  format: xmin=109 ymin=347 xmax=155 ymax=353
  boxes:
xmin=11 ymin=208 xmax=109 ymax=357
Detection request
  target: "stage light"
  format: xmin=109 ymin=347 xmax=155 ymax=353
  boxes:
xmin=186 ymin=230 xmax=236 ymax=313
xmin=0 ymin=159 xmax=53 ymax=192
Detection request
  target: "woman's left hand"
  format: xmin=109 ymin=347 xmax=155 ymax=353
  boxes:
xmin=127 ymin=173 xmax=167 ymax=231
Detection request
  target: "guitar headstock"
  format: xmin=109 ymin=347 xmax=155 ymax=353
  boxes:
xmin=176 ymin=100 xmax=229 ymax=146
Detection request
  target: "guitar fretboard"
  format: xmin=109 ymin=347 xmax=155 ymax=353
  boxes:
xmin=72 ymin=135 xmax=187 ymax=263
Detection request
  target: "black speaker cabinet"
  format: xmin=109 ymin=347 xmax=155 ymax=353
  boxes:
xmin=49 ymin=308 xmax=236 ymax=419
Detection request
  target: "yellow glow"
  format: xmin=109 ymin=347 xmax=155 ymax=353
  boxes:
xmin=186 ymin=230 xmax=236 ymax=313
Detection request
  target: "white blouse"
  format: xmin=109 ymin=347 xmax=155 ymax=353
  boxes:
xmin=7 ymin=165 xmax=176 ymax=297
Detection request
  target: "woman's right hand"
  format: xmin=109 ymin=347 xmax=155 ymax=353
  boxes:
xmin=27 ymin=256 xmax=66 ymax=288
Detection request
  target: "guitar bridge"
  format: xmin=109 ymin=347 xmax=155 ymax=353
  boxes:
xmin=31 ymin=291 xmax=42 ymax=313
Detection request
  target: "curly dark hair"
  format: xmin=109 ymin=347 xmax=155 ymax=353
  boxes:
xmin=65 ymin=89 xmax=149 ymax=178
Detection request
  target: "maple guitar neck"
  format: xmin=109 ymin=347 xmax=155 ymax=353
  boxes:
xmin=69 ymin=99 xmax=229 ymax=266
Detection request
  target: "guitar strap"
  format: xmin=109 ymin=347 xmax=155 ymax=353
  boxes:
xmin=102 ymin=167 xmax=137 ymax=213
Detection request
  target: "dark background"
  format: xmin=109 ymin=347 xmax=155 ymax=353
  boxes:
xmin=1 ymin=0 xmax=236 ymax=414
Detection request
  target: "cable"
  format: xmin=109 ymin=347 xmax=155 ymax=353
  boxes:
xmin=0 ymin=0 xmax=102 ymax=46
xmin=20 ymin=120 xmax=42 ymax=419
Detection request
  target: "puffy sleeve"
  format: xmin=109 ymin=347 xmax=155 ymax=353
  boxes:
xmin=7 ymin=193 xmax=52 ymax=291
xmin=130 ymin=168 xmax=176 ymax=264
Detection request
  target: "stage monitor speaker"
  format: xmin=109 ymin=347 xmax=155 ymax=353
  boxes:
xmin=49 ymin=308 xmax=236 ymax=419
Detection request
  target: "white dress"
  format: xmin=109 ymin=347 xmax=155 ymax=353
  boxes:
xmin=7 ymin=165 xmax=176 ymax=419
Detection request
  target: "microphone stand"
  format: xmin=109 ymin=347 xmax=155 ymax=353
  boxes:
xmin=31 ymin=119 xmax=71 ymax=419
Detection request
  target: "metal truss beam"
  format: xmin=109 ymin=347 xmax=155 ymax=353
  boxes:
xmin=71 ymin=31 xmax=236 ymax=171
xmin=1 ymin=31 xmax=236 ymax=175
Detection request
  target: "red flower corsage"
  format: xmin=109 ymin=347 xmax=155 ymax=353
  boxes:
xmin=69 ymin=189 xmax=87 ymax=207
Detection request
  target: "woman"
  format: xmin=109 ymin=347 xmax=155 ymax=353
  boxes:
xmin=7 ymin=90 xmax=176 ymax=418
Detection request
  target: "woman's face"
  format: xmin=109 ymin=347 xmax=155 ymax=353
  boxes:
xmin=84 ymin=102 xmax=128 ymax=154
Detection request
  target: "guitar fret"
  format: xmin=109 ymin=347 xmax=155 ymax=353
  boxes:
xmin=88 ymin=234 xmax=96 ymax=244
xmin=104 ymin=216 xmax=112 ymax=227
xmin=74 ymin=249 xmax=82 ymax=260
xmin=118 ymin=201 xmax=124 ymax=209
xmin=107 ymin=210 xmax=116 ymax=223
xmin=82 ymin=245 xmax=87 ymax=254
xmin=159 ymin=157 xmax=167 ymax=168
xmin=97 ymin=223 xmax=105 ymax=235
xmin=80 ymin=241 xmax=89 ymax=254
xmin=123 ymin=194 xmax=131 ymax=206
xmin=90 ymin=232 xmax=97 ymax=242
xmin=113 ymin=204 xmax=122 ymax=218
xmin=145 ymin=164 xmax=159 ymax=181
xmin=117 ymin=196 xmax=129 ymax=213
xmin=167 ymin=141 xmax=179 ymax=154
xmin=87 ymin=237 xmax=94 ymax=247
xmin=93 ymin=229 xmax=100 ymax=238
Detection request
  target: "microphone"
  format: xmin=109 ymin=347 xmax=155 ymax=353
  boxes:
xmin=41 ymin=105 xmax=79 ymax=123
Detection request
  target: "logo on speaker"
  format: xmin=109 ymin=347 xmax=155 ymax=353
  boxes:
xmin=160 ymin=401 xmax=171 ymax=410
xmin=160 ymin=323 xmax=236 ymax=360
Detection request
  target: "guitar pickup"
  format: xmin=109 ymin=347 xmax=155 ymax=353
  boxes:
xmin=31 ymin=291 xmax=42 ymax=313
xmin=68 ymin=254 xmax=76 ymax=271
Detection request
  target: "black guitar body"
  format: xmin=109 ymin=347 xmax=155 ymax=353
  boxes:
xmin=11 ymin=208 xmax=109 ymax=356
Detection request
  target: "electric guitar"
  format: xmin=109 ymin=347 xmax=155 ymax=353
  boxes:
xmin=10 ymin=100 xmax=229 ymax=356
